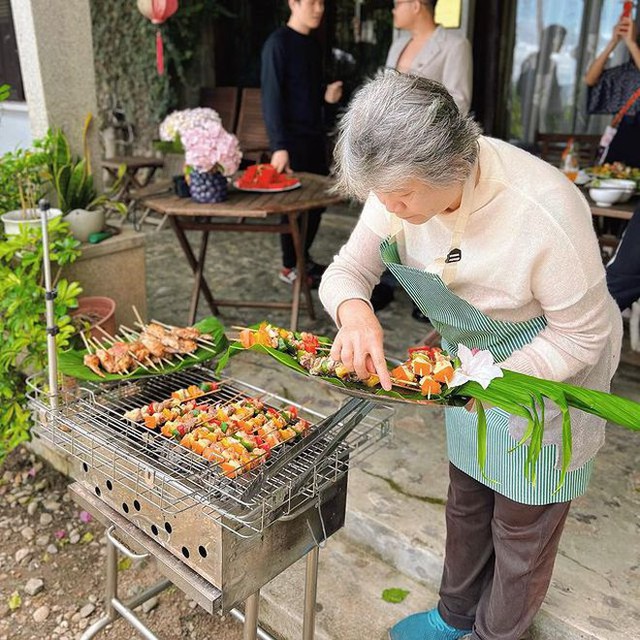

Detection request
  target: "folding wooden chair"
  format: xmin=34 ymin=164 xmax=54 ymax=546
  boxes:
xmin=235 ymin=88 xmax=271 ymax=163
xmin=199 ymin=86 xmax=240 ymax=135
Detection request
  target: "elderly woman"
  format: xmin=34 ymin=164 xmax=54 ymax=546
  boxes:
xmin=319 ymin=70 xmax=621 ymax=640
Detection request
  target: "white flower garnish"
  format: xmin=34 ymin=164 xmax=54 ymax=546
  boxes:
xmin=448 ymin=344 xmax=503 ymax=389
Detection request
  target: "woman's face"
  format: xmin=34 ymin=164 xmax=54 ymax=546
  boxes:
xmin=374 ymin=177 xmax=464 ymax=225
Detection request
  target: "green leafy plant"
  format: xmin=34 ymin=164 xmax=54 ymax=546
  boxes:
xmin=47 ymin=117 xmax=127 ymax=216
xmin=0 ymin=137 xmax=52 ymax=217
xmin=0 ymin=217 xmax=82 ymax=460
xmin=0 ymin=84 xmax=10 ymax=102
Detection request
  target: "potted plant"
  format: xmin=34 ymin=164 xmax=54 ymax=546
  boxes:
xmin=0 ymin=138 xmax=62 ymax=236
xmin=157 ymin=108 xmax=242 ymax=203
xmin=70 ymin=295 xmax=117 ymax=341
xmin=0 ymin=215 xmax=82 ymax=459
xmin=47 ymin=117 xmax=127 ymax=242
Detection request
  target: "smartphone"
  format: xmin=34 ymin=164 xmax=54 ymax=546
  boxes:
xmin=623 ymin=1 xmax=633 ymax=18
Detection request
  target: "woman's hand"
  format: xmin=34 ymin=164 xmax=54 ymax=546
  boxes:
xmin=331 ymin=299 xmax=392 ymax=390
xmin=618 ymin=15 xmax=638 ymax=49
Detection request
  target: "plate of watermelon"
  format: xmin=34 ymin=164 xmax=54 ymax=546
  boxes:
xmin=233 ymin=164 xmax=301 ymax=193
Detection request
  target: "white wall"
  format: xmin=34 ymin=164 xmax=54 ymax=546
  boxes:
xmin=0 ymin=101 xmax=32 ymax=154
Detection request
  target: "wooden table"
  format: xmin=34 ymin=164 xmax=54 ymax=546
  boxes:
xmin=142 ymin=173 xmax=343 ymax=331
xmin=102 ymin=156 xmax=165 ymax=206
xmin=589 ymin=198 xmax=636 ymax=251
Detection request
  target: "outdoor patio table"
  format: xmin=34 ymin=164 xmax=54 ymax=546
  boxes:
xmin=589 ymin=196 xmax=635 ymax=252
xmin=141 ymin=172 xmax=343 ymax=331
xmin=101 ymin=155 xmax=165 ymax=205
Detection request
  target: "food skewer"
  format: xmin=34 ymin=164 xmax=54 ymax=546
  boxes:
xmin=89 ymin=336 xmax=131 ymax=375
xmin=151 ymin=318 xmax=218 ymax=349
xmin=93 ymin=325 xmax=151 ymax=372
xmin=119 ymin=325 xmax=176 ymax=368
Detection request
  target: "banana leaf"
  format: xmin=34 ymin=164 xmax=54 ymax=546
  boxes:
xmin=219 ymin=326 xmax=468 ymax=406
xmin=58 ymin=316 xmax=228 ymax=382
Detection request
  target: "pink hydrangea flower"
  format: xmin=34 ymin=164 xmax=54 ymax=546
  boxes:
xmin=158 ymin=108 xmax=242 ymax=175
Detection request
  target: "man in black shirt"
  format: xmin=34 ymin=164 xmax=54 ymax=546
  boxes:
xmin=261 ymin=0 xmax=342 ymax=286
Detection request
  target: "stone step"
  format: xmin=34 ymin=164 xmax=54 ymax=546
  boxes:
xmin=258 ymin=530 xmax=440 ymax=640
xmin=338 ymin=406 xmax=639 ymax=640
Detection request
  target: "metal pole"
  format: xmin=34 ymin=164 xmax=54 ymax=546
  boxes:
xmin=230 ymin=606 xmax=275 ymax=640
xmin=242 ymin=591 xmax=260 ymax=640
xmin=39 ymin=200 xmax=59 ymax=412
xmin=302 ymin=547 xmax=320 ymax=640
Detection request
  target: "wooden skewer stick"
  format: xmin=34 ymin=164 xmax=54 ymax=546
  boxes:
xmin=79 ymin=331 xmax=93 ymax=354
xmin=132 ymin=305 xmax=145 ymax=327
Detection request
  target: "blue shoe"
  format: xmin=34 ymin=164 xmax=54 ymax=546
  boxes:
xmin=388 ymin=608 xmax=472 ymax=640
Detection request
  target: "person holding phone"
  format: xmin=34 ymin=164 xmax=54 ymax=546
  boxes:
xmin=585 ymin=10 xmax=640 ymax=166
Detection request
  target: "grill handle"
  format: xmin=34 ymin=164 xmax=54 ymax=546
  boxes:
xmin=239 ymin=396 xmax=364 ymax=502
xmin=105 ymin=525 xmax=150 ymax=560
xmin=285 ymin=398 xmax=375 ymax=499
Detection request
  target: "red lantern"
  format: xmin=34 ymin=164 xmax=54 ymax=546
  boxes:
xmin=137 ymin=0 xmax=179 ymax=75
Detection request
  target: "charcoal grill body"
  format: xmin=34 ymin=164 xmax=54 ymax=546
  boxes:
xmin=28 ymin=368 xmax=391 ymax=637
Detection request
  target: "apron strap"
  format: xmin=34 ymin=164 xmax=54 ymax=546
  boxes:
xmin=436 ymin=163 xmax=477 ymax=286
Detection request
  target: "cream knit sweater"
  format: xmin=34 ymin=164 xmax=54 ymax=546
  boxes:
xmin=319 ymin=136 xmax=622 ymax=468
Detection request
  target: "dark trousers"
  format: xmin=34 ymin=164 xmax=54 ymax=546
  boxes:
xmin=438 ymin=464 xmax=571 ymax=640
xmin=281 ymin=207 xmax=324 ymax=268
xmin=280 ymin=135 xmax=328 ymax=269
xmin=606 ymin=207 xmax=640 ymax=311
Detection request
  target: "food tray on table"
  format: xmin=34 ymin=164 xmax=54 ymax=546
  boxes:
xmin=233 ymin=164 xmax=302 ymax=193
xmin=220 ymin=323 xmax=470 ymax=408
xmin=58 ymin=316 xmax=227 ymax=382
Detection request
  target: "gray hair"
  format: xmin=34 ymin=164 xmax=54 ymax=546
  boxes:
xmin=333 ymin=69 xmax=482 ymax=201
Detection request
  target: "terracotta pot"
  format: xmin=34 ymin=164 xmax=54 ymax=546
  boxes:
xmin=71 ymin=296 xmax=117 ymax=340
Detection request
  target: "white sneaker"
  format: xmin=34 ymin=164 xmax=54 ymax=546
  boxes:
xmin=278 ymin=267 xmax=298 ymax=285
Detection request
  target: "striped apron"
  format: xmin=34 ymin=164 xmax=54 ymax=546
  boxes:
xmin=380 ymin=168 xmax=593 ymax=505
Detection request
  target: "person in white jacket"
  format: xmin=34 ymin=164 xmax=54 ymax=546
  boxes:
xmin=386 ymin=0 xmax=472 ymax=114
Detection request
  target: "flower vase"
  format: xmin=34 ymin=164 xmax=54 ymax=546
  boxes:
xmin=189 ymin=170 xmax=228 ymax=203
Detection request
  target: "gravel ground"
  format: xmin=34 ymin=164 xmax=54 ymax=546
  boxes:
xmin=0 ymin=447 xmax=245 ymax=640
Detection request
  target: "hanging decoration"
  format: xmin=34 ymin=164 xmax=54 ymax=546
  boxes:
xmin=136 ymin=0 xmax=179 ymax=75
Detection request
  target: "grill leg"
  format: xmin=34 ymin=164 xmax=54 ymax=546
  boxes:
xmin=79 ymin=532 xmax=119 ymax=639
xmin=80 ymin=526 xmax=170 ymax=640
xmin=243 ymin=591 xmax=260 ymax=640
xmin=302 ymin=546 xmax=320 ymax=640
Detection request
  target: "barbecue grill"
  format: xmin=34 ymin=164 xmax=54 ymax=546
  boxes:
xmin=28 ymin=203 xmax=394 ymax=640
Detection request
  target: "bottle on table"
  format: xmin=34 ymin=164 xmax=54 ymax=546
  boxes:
xmin=561 ymin=137 xmax=580 ymax=182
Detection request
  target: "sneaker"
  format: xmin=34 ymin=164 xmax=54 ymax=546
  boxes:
xmin=388 ymin=608 xmax=471 ymax=640
xmin=279 ymin=267 xmax=298 ymax=285
xmin=279 ymin=267 xmax=318 ymax=289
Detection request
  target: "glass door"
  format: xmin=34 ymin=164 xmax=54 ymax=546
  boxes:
xmin=509 ymin=0 xmax=624 ymax=143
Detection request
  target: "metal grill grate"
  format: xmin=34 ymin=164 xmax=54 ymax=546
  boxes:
xmin=28 ymin=365 xmax=392 ymax=538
